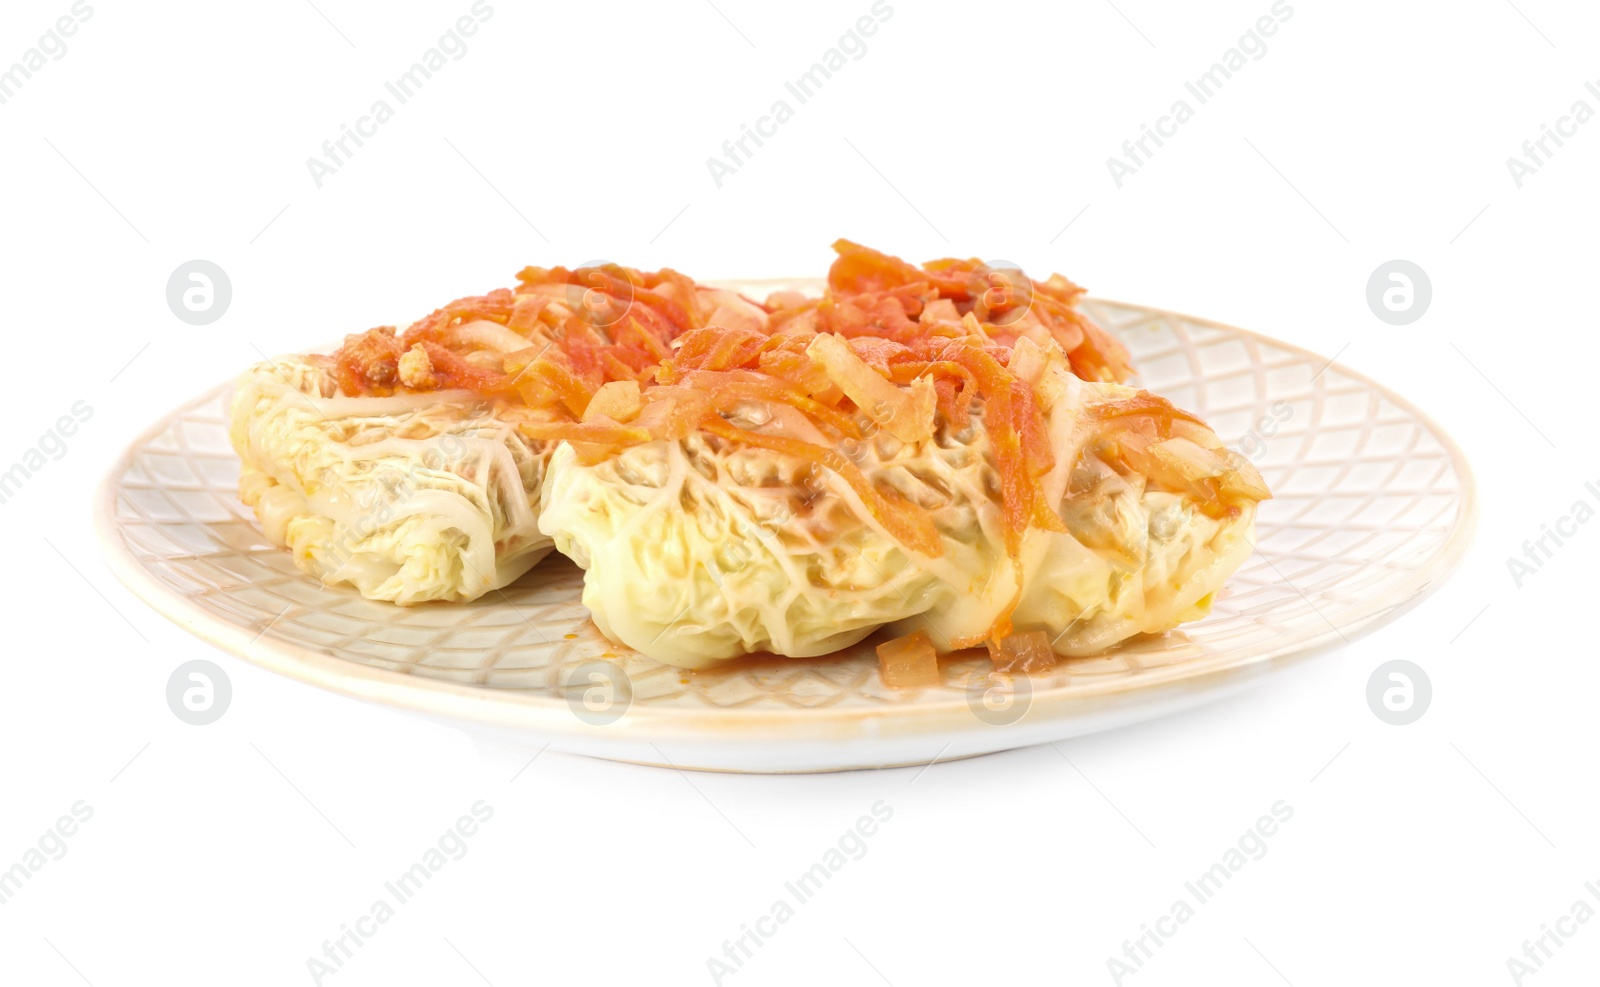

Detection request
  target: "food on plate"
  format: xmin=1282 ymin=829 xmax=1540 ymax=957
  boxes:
xmin=229 ymin=242 xmax=1269 ymax=676
xmin=230 ymin=358 xmax=553 ymax=604
xmin=538 ymin=303 xmax=1268 ymax=668
xmin=229 ymin=263 xmax=762 ymax=603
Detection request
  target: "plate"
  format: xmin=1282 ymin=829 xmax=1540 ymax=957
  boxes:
xmin=96 ymin=287 xmax=1476 ymax=772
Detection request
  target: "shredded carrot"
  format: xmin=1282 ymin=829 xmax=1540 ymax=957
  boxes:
xmin=698 ymin=417 xmax=944 ymax=558
xmin=326 ymin=245 xmax=1153 ymax=644
xmin=417 ymin=341 xmax=511 ymax=393
xmin=401 ymin=289 xmax=518 ymax=348
xmin=681 ymin=370 xmax=862 ymax=440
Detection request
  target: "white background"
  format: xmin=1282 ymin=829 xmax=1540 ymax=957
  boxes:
xmin=1 ymin=0 xmax=1597 ymax=984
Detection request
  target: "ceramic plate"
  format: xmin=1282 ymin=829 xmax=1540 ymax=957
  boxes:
xmin=96 ymin=286 xmax=1476 ymax=772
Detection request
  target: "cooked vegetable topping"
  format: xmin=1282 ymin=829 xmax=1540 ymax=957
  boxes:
xmin=307 ymin=243 xmax=1268 ymax=672
xmin=877 ymin=631 xmax=941 ymax=689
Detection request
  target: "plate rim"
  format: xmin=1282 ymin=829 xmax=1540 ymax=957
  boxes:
xmin=93 ymin=293 xmax=1479 ymax=743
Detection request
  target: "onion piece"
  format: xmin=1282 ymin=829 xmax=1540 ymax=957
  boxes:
xmin=920 ymin=298 xmax=960 ymax=324
xmin=583 ymin=380 xmax=643 ymax=423
xmin=1149 ymin=437 xmax=1230 ymax=480
xmin=805 ymin=333 xmax=934 ymax=444
xmin=1221 ymin=456 xmax=1272 ymax=501
xmin=1007 ymin=335 xmax=1050 ymax=389
xmin=765 ymin=289 xmax=809 ymax=310
xmin=876 ymin=631 xmax=941 ymax=688
xmin=985 ymin=631 xmax=1056 ymax=674
xmin=444 ymin=319 xmax=533 ymax=354
xmin=697 ymin=288 xmax=770 ymax=334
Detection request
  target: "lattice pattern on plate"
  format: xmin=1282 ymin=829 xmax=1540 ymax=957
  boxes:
xmin=102 ymin=298 xmax=1473 ymax=716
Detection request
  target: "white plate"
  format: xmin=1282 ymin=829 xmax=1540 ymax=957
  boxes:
xmin=96 ymin=289 xmax=1476 ymax=772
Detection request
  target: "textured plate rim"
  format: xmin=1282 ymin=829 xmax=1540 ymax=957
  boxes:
xmin=93 ymin=296 xmax=1478 ymax=744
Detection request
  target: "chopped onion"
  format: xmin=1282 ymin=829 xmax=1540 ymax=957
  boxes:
xmin=583 ymin=380 xmax=643 ymax=423
xmin=444 ymin=319 xmax=533 ymax=354
xmin=877 ymin=631 xmax=941 ymax=688
xmin=920 ymin=298 xmax=960 ymax=324
xmin=1150 ymin=437 xmax=1230 ymax=480
xmin=806 ymin=333 xmax=934 ymax=444
xmin=985 ymin=631 xmax=1056 ymax=674
xmin=1007 ymin=335 xmax=1049 ymax=389
xmin=699 ymin=289 xmax=769 ymax=334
